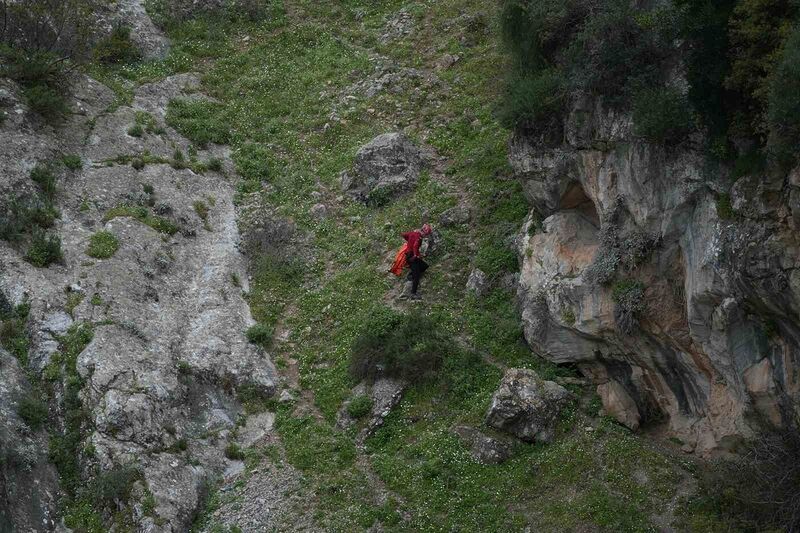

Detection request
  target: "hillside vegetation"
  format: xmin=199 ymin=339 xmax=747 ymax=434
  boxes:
xmin=3 ymin=0 xmax=799 ymax=531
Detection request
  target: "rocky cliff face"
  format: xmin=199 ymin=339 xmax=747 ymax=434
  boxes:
xmin=0 ymin=69 xmax=276 ymax=530
xmin=512 ymin=96 xmax=800 ymax=455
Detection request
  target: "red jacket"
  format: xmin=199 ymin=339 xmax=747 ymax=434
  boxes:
xmin=402 ymin=231 xmax=423 ymax=258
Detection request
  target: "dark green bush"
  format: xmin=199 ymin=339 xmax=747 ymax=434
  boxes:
xmin=24 ymin=84 xmax=70 ymax=119
xmin=30 ymin=164 xmax=57 ymax=198
xmin=127 ymin=123 xmax=144 ymax=137
xmin=93 ymin=26 xmax=142 ymax=65
xmin=632 ymin=86 xmax=694 ymax=144
xmin=84 ymin=465 xmax=142 ymax=508
xmin=245 ymin=323 xmax=272 ymax=347
xmin=348 ymin=307 xmax=451 ymax=383
xmin=346 ymin=395 xmax=373 ymax=419
xmin=498 ymin=69 xmax=566 ymax=131
xmin=565 ymin=0 xmax=672 ymax=105
xmin=17 ymin=393 xmax=48 ymax=430
xmin=0 ymin=196 xmax=58 ymax=244
xmin=225 ymin=443 xmax=245 ymax=460
xmin=62 ymin=154 xmax=83 ymax=170
xmin=25 ymin=231 xmax=63 ymax=267
xmin=767 ymin=24 xmax=800 ymax=168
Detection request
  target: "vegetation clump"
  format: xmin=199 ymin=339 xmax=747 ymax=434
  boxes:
xmin=103 ymin=205 xmax=179 ymax=235
xmin=17 ymin=393 xmax=48 ymax=430
xmin=346 ymin=395 xmax=373 ymax=419
xmin=93 ymin=26 xmax=142 ymax=65
xmin=612 ymin=280 xmax=646 ymax=334
xmin=86 ymin=231 xmax=120 ymax=259
xmin=245 ymin=323 xmax=272 ymax=347
xmin=348 ymin=307 xmax=451 ymax=383
xmin=25 ymin=230 xmax=63 ymax=267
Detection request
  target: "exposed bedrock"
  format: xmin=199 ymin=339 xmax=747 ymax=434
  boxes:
xmin=512 ymin=96 xmax=800 ymax=455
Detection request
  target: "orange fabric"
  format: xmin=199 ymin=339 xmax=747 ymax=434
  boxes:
xmin=390 ymin=243 xmax=409 ymax=276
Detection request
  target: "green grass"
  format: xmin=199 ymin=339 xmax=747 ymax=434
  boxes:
xmin=103 ymin=205 xmax=180 ymax=235
xmin=85 ymin=0 xmax=732 ymax=530
xmin=86 ymin=231 xmax=120 ymax=259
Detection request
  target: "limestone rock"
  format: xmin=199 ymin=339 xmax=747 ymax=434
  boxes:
xmin=439 ymin=205 xmax=471 ymax=227
xmin=342 ymin=132 xmax=425 ymax=204
xmin=466 ymin=269 xmax=489 ymax=297
xmin=485 ymin=368 xmax=570 ymax=443
xmin=511 ymin=86 xmax=800 ymax=455
xmin=597 ymin=381 xmax=641 ymax=431
xmin=453 ymin=426 xmax=512 ymax=464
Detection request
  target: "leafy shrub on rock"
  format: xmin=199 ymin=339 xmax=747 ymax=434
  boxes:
xmin=349 ymin=307 xmax=451 ymax=383
xmin=612 ymin=280 xmax=645 ymax=335
xmin=346 ymin=395 xmax=373 ymax=419
xmin=498 ymin=69 xmax=566 ymax=131
xmin=26 ymin=230 xmax=63 ymax=267
xmin=633 ymin=86 xmax=694 ymax=144
xmin=767 ymin=24 xmax=800 ymax=168
xmin=93 ymin=25 xmax=141 ymax=65
xmin=245 ymin=323 xmax=272 ymax=347
xmin=17 ymin=393 xmax=48 ymax=430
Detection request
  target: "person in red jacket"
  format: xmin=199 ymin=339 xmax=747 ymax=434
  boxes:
xmin=400 ymin=223 xmax=432 ymax=300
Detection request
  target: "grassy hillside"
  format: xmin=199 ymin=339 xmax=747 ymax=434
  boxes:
xmin=85 ymin=0 xmax=738 ymax=530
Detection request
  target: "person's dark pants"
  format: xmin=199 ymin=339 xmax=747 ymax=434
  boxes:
xmin=406 ymin=253 xmax=429 ymax=294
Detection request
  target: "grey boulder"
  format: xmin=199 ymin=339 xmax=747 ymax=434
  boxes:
xmin=342 ymin=132 xmax=425 ymax=204
xmin=485 ymin=368 xmax=570 ymax=443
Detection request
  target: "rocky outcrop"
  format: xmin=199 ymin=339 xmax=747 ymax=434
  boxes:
xmin=0 ymin=71 xmax=276 ymax=530
xmin=485 ymin=368 xmax=570 ymax=443
xmin=512 ymin=93 xmax=800 ymax=455
xmin=453 ymin=425 xmax=512 ymax=464
xmin=341 ymin=132 xmax=426 ymax=205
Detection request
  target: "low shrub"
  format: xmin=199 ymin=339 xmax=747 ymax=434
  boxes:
xmin=611 ymin=280 xmax=645 ymax=335
xmin=25 ymin=231 xmax=63 ymax=267
xmin=632 ymin=86 xmax=694 ymax=144
xmin=696 ymin=429 xmax=800 ymax=531
xmin=83 ymin=465 xmax=142 ymax=508
xmin=93 ymin=26 xmax=142 ymax=65
xmin=0 ymin=196 xmax=58 ymax=244
xmin=716 ymin=194 xmax=736 ymax=220
xmin=348 ymin=307 xmax=452 ymax=383
xmin=224 ymin=443 xmax=245 ymax=460
xmin=24 ymin=84 xmax=69 ymax=119
xmin=245 ymin=323 xmax=272 ymax=347
xmin=127 ymin=123 xmax=144 ymax=137
xmin=346 ymin=395 xmax=373 ymax=419
xmin=17 ymin=393 xmax=48 ymax=430
xmin=86 ymin=231 xmax=120 ymax=259
xmin=498 ymin=68 xmax=566 ymax=131
xmin=62 ymin=154 xmax=82 ymax=170
xmin=30 ymin=164 xmax=57 ymax=198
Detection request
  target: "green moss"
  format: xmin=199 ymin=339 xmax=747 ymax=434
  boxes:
xmin=86 ymin=231 xmax=120 ymax=259
xmin=62 ymin=154 xmax=83 ymax=170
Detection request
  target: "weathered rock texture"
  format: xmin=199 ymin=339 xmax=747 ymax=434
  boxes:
xmin=485 ymin=368 xmax=570 ymax=443
xmin=341 ymin=132 xmax=426 ymax=204
xmin=512 ymin=94 xmax=800 ymax=455
xmin=0 ymin=71 xmax=276 ymax=530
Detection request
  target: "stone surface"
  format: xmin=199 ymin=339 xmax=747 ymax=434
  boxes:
xmin=341 ymin=132 xmax=426 ymax=204
xmin=466 ymin=268 xmax=489 ymax=297
xmin=453 ymin=426 xmax=512 ymax=464
xmin=0 ymin=70 xmax=276 ymax=531
xmin=511 ymin=88 xmax=800 ymax=455
xmin=485 ymin=369 xmax=570 ymax=443
xmin=439 ymin=205 xmax=471 ymax=227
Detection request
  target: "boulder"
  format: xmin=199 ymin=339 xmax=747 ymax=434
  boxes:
xmin=439 ymin=205 xmax=471 ymax=227
xmin=597 ymin=381 xmax=641 ymax=431
xmin=453 ymin=426 xmax=512 ymax=464
xmin=466 ymin=269 xmax=489 ymax=297
xmin=342 ymin=132 xmax=425 ymax=204
xmin=485 ymin=368 xmax=570 ymax=443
